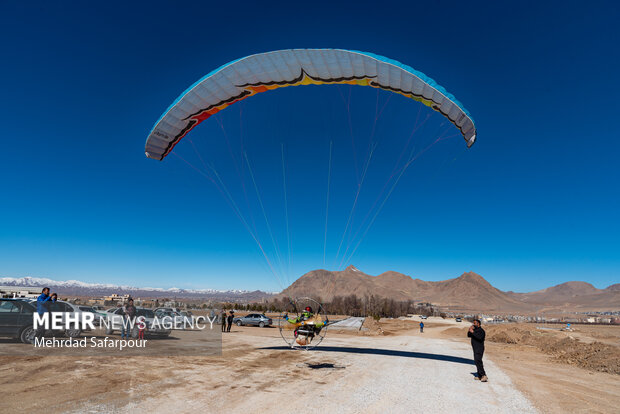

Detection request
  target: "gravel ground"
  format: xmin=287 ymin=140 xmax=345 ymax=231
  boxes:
xmin=112 ymin=332 xmax=537 ymax=414
xmin=291 ymin=335 xmax=538 ymax=414
xmin=21 ymin=327 xmax=537 ymax=414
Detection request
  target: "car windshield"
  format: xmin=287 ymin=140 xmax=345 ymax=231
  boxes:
xmin=136 ymin=309 xmax=155 ymax=318
xmin=79 ymin=306 xmax=95 ymax=312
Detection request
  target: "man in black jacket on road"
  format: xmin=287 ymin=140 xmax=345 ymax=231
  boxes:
xmin=467 ymin=319 xmax=487 ymax=382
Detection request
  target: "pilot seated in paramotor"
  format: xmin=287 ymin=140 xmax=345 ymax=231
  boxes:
xmin=283 ymin=306 xmax=326 ymax=347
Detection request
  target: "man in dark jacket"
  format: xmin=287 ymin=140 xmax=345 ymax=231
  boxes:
xmin=467 ymin=319 xmax=487 ymax=382
xmin=121 ymin=299 xmax=137 ymax=339
xmin=220 ymin=310 xmax=227 ymax=332
xmin=226 ymin=311 xmax=234 ymax=332
xmin=35 ymin=287 xmax=53 ymax=338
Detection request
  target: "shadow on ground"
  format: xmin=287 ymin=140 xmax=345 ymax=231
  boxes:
xmin=304 ymin=362 xmax=346 ymax=370
xmin=260 ymin=346 xmax=474 ymax=365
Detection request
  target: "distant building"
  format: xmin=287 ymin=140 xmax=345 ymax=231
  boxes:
xmin=0 ymin=286 xmax=41 ymax=299
xmin=102 ymin=293 xmax=131 ymax=306
xmin=563 ymin=318 xmax=580 ymax=323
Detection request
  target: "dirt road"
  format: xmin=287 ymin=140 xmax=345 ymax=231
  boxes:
xmin=1 ymin=323 xmax=535 ymax=413
xmin=5 ymin=319 xmax=619 ymax=413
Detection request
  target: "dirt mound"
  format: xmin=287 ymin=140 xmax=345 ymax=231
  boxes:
xmin=360 ymin=317 xmax=384 ymax=335
xmin=440 ymin=327 xmax=468 ymax=338
xmin=486 ymin=325 xmax=620 ymax=375
xmin=380 ymin=319 xmax=423 ymax=335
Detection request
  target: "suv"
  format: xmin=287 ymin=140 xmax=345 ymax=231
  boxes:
xmin=0 ymin=299 xmax=37 ymax=343
xmin=233 ymin=313 xmax=272 ymax=328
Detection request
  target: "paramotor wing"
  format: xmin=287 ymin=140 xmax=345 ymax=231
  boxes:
xmin=146 ymin=49 xmax=476 ymax=161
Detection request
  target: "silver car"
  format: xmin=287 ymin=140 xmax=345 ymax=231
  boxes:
xmin=105 ymin=307 xmax=171 ymax=337
xmin=233 ymin=313 xmax=272 ymax=328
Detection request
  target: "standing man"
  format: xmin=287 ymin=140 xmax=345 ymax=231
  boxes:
xmin=35 ymin=287 xmax=53 ymax=338
xmin=122 ymin=299 xmax=137 ymax=339
xmin=226 ymin=310 xmax=234 ymax=332
xmin=419 ymin=320 xmax=424 ymax=333
xmin=220 ymin=309 xmax=227 ymax=332
xmin=468 ymin=319 xmax=487 ymax=382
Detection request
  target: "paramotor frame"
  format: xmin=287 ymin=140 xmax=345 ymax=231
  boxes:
xmin=278 ymin=297 xmax=329 ymax=350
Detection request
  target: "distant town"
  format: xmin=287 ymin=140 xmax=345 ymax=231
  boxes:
xmin=3 ymin=285 xmax=618 ymax=325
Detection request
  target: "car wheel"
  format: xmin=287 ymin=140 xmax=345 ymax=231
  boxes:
xmin=20 ymin=326 xmax=36 ymax=344
xmin=236 ymin=321 xmax=242 ymax=326
xmin=259 ymin=321 xmax=265 ymax=328
xmin=66 ymin=328 xmax=81 ymax=338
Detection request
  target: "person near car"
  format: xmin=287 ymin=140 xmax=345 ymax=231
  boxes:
xmin=35 ymin=287 xmax=53 ymax=338
xmin=220 ymin=310 xmax=227 ymax=332
xmin=226 ymin=310 xmax=234 ymax=332
xmin=468 ymin=319 xmax=488 ymax=382
xmin=419 ymin=321 xmax=424 ymax=333
xmin=121 ymin=299 xmax=137 ymax=339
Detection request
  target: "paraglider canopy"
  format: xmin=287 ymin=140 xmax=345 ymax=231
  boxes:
xmin=145 ymin=49 xmax=476 ymax=161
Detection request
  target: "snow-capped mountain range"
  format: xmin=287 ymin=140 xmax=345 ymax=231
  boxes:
xmin=0 ymin=276 xmax=276 ymax=300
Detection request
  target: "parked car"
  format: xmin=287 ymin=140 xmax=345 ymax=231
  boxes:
xmin=0 ymin=298 xmax=37 ymax=343
xmin=78 ymin=305 xmax=107 ymax=326
xmin=233 ymin=313 xmax=272 ymax=328
xmin=154 ymin=307 xmax=180 ymax=314
xmin=26 ymin=299 xmax=92 ymax=337
xmin=420 ymin=315 xmax=428 ymax=319
xmin=455 ymin=318 xmax=462 ymax=322
xmin=154 ymin=309 xmax=187 ymax=329
xmin=179 ymin=310 xmax=194 ymax=321
xmin=104 ymin=307 xmax=171 ymax=337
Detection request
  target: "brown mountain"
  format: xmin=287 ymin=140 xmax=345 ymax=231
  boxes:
xmin=420 ymin=272 xmax=529 ymax=312
xmin=514 ymin=281 xmax=600 ymax=304
xmin=280 ymin=266 xmax=619 ymax=313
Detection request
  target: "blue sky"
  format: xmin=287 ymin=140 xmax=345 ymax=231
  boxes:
xmin=1 ymin=1 xmax=618 ymax=292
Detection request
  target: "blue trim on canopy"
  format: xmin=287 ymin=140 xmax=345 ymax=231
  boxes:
xmin=149 ymin=49 xmax=475 ymax=134
xmin=152 ymin=56 xmax=244 ymax=128
xmin=352 ymin=50 xmax=473 ymax=121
